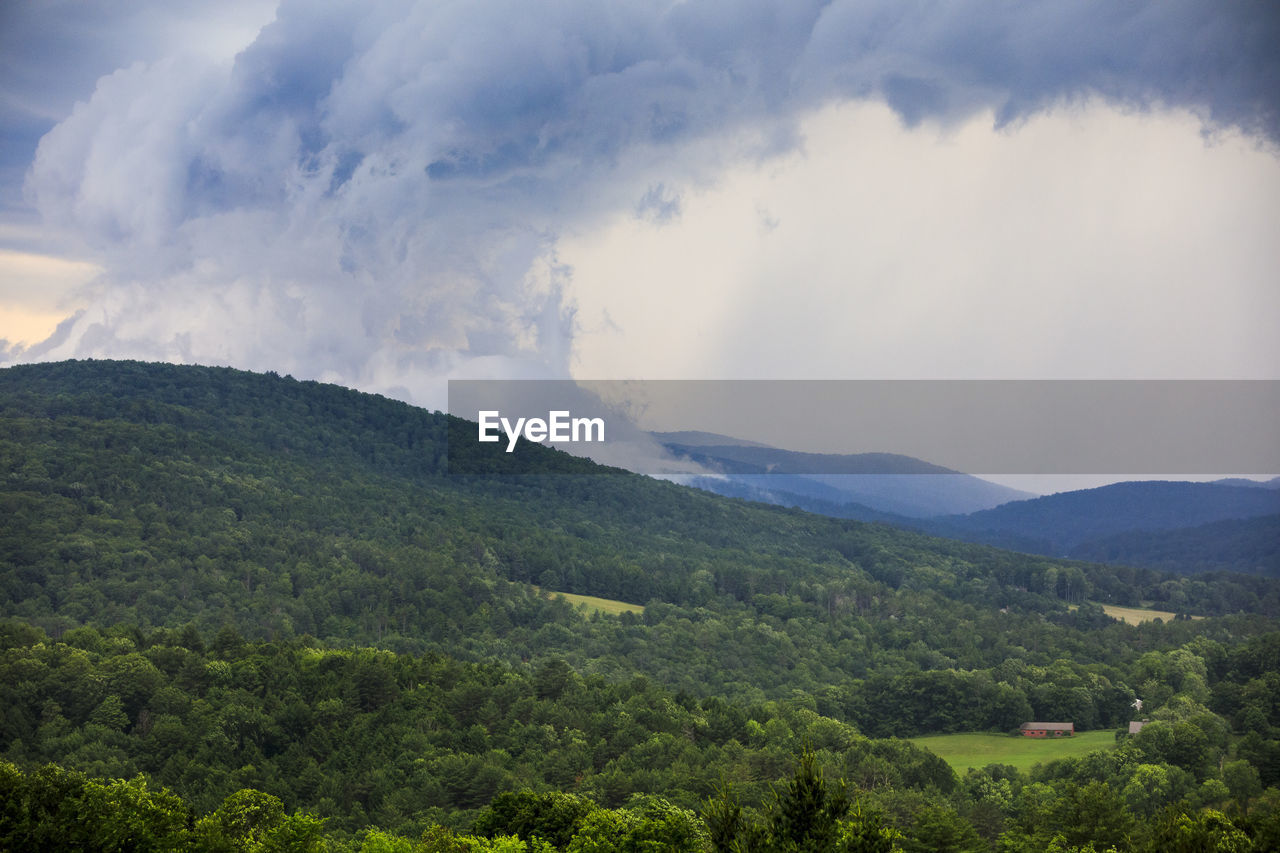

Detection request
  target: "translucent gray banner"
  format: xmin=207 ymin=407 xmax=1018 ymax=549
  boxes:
xmin=446 ymin=380 xmax=1280 ymax=475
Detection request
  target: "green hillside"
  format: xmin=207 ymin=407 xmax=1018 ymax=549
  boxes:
xmin=1070 ymin=514 xmax=1280 ymax=576
xmin=2 ymin=360 xmax=1279 ymax=850
xmin=1 ymin=360 xmax=1276 ymax=720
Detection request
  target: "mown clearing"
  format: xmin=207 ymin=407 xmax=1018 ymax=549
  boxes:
xmin=1100 ymin=603 xmax=1201 ymax=624
xmin=907 ymin=731 xmax=1117 ymax=773
xmin=536 ymin=588 xmax=645 ymax=616
xmin=1068 ymin=602 xmax=1201 ymax=624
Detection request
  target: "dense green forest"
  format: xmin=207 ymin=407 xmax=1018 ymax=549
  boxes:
xmin=2 ymin=360 xmax=1279 ymax=850
xmin=916 ymin=483 xmax=1280 ymax=575
xmin=3 ymin=623 xmax=1279 ymax=850
xmin=1068 ymin=515 xmax=1280 ymax=576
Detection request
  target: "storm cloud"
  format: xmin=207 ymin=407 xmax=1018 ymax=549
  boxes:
xmin=8 ymin=0 xmax=1279 ymax=401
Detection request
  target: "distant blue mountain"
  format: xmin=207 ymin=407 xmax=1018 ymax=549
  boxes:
xmin=656 ymin=432 xmax=1280 ymax=576
xmin=1212 ymin=476 xmax=1280 ymax=490
xmin=1068 ymin=514 xmax=1280 ymax=576
xmin=654 ymin=432 xmax=1034 ymax=517
xmin=916 ymin=481 xmax=1280 ymax=564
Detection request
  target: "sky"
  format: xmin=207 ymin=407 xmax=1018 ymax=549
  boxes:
xmin=2 ymin=0 xmax=1278 ymax=490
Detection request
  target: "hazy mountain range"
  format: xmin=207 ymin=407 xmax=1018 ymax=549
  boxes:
xmin=655 ymin=432 xmax=1034 ymax=518
xmin=657 ymin=434 xmax=1280 ymax=576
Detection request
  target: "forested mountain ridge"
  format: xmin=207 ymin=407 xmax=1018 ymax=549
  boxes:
xmin=917 ymin=481 xmax=1280 ymax=573
xmin=2 ymin=359 xmax=1277 ymax=691
xmin=1069 ymin=514 xmax=1280 ymax=576
xmin=3 ymin=359 xmax=1280 ymax=850
xmin=659 ymin=432 xmax=1279 ymax=575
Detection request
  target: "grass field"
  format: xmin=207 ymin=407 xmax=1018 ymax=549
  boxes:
xmin=1069 ymin=602 xmax=1200 ymax=625
xmin=1099 ymin=604 xmax=1201 ymax=625
xmin=536 ymin=588 xmax=645 ymax=616
xmin=907 ymin=731 xmax=1116 ymax=773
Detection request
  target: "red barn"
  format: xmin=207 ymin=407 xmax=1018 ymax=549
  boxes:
xmin=1020 ymin=722 xmax=1074 ymax=737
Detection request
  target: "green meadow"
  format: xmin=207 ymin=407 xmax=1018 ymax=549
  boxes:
xmin=1067 ymin=602 xmax=1202 ymax=624
xmin=537 ymin=587 xmax=646 ymax=616
xmin=1099 ymin=603 xmax=1203 ymax=624
xmin=907 ymin=730 xmax=1118 ymax=773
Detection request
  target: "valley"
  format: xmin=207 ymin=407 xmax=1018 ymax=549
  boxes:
xmin=1 ymin=360 xmax=1277 ymax=851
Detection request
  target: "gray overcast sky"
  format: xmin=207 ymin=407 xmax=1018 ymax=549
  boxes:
xmin=1 ymin=1 xmax=1278 ymax=489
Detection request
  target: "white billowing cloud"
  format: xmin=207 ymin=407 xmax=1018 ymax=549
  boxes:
xmin=8 ymin=0 xmax=1279 ymax=402
xmin=0 ymin=0 xmax=279 ymax=232
xmin=31 ymin=60 xmax=224 ymax=261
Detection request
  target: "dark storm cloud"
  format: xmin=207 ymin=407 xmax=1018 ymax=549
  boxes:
xmin=795 ymin=2 xmax=1280 ymax=135
xmin=8 ymin=0 xmax=1278 ymax=396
